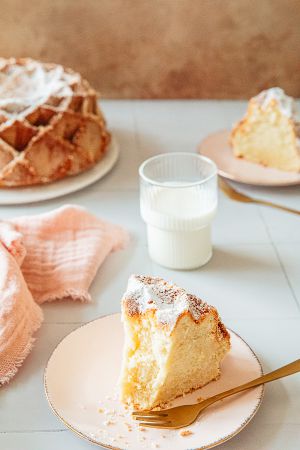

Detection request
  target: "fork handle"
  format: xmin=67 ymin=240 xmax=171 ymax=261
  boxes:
xmin=256 ymin=200 xmax=300 ymax=216
xmin=204 ymin=359 xmax=300 ymax=406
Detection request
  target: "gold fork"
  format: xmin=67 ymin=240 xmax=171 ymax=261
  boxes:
xmin=132 ymin=359 xmax=300 ymax=429
xmin=219 ymin=178 xmax=300 ymax=215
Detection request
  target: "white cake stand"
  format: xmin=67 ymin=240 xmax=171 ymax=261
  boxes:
xmin=0 ymin=137 xmax=119 ymax=205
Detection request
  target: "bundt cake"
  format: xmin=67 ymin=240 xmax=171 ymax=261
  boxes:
xmin=120 ymin=275 xmax=230 ymax=411
xmin=0 ymin=58 xmax=110 ymax=186
xmin=230 ymin=87 xmax=300 ymax=172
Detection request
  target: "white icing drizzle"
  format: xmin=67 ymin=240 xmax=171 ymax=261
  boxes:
xmin=0 ymin=59 xmax=80 ymax=119
xmin=254 ymin=87 xmax=299 ymax=119
xmin=122 ymin=275 xmax=210 ymax=331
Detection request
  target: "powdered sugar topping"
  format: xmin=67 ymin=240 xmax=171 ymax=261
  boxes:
xmin=0 ymin=59 xmax=81 ymax=119
xmin=122 ymin=275 xmax=210 ymax=331
xmin=254 ymin=87 xmax=299 ymax=120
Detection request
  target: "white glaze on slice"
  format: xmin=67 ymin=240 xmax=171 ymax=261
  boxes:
xmin=122 ymin=274 xmax=211 ymax=332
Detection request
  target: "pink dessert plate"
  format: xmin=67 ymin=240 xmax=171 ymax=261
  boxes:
xmin=198 ymin=130 xmax=300 ymax=187
xmin=44 ymin=313 xmax=264 ymax=450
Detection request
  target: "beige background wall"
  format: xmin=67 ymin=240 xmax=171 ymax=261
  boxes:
xmin=0 ymin=0 xmax=300 ymax=98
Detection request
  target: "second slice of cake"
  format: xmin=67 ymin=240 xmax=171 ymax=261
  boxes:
xmin=230 ymin=87 xmax=300 ymax=172
xmin=120 ymin=275 xmax=230 ymax=411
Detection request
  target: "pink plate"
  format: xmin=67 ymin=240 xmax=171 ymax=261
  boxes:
xmin=44 ymin=313 xmax=264 ymax=450
xmin=199 ymin=130 xmax=300 ymax=187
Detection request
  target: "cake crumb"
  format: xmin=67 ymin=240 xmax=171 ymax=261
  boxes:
xmin=125 ymin=422 xmax=133 ymax=431
xmin=197 ymin=396 xmax=204 ymax=402
xmin=98 ymin=408 xmax=104 ymax=414
xmin=139 ymin=427 xmax=147 ymax=432
xmin=103 ymin=420 xmax=115 ymax=426
xmin=151 ymin=443 xmax=159 ymax=448
xmin=180 ymin=430 xmax=193 ymax=437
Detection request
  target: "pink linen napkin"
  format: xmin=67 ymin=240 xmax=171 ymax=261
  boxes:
xmin=0 ymin=205 xmax=128 ymax=385
xmin=0 ymin=244 xmax=42 ymax=384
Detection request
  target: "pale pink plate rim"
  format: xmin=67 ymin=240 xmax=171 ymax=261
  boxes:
xmin=44 ymin=313 xmax=264 ymax=450
xmin=198 ymin=129 xmax=300 ymax=187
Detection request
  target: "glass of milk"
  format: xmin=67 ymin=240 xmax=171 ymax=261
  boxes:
xmin=139 ymin=152 xmax=218 ymax=270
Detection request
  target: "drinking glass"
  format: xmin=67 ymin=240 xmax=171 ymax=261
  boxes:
xmin=139 ymin=152 xmax=218 ymax=269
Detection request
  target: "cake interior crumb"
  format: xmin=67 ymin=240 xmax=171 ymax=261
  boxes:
xmin=180 ymin=429 xmax=193 ymax=436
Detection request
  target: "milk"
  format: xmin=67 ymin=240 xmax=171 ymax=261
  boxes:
xmin=141 ymin=182 xmax=217 ymax=269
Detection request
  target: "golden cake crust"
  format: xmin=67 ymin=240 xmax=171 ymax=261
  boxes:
xmin=0 ymin=58 xmax=110 ymax=186
xmin=122 ymin=274 xmax=230 ymax=343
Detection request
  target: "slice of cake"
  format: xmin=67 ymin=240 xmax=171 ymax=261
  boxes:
xmin=120 ymin=275 xmax=230 ymax=411
xmin=230 ymin=87 xmax=300 ymax=172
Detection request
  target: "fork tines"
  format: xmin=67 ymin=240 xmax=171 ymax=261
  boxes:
xmin=132 ymin=410 xmax=171 ymax=428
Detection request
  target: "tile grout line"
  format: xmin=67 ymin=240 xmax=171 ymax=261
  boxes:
xmin=258 ymin=206 xmax=300 ymax=313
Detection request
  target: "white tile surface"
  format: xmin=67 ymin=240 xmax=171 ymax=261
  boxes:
xmin=2 ymin=424 xmax=300 ymax=450
xmin=133 ymin=100 xmax=247 ymax=157
xmin=272 ymin=243 xmax=300 ymax=309
xmin=214 ymin=192 xmax=270 ymax=245
xmin=1 ymin=100 xmax=300 ymax=450
xmin=43 ymin=244 xmax=151 ymax=323
xmin=150 ymin=243 xmax=300 ymax=321
xmin=0 ymin=324 xmax=78 ymax=432
xmin=99 ymin=100 xmax=142 ymax=190
xmin=259 ymin=205 xmax=300 ymax=244
xmin=226 ymin=319 xmax=300 ymax=423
